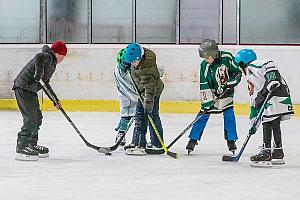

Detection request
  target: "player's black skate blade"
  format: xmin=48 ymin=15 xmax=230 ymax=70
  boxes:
xmin=227 ymin=140 xmax=237 ymax=154
xmin=186 ymin=139 xmax=197 ymax=155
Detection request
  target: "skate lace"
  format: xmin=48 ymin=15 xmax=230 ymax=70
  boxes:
xmin=34 ymin=145 xmax=45 ymax=151
xmin=25 ymin=146 xmax=35 ymax=152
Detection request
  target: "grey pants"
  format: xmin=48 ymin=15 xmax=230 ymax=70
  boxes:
xmin=14 ymin=88 xmax=42 ymax=148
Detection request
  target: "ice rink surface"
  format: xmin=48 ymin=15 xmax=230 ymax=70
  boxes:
xmin=0 ymin=111 xmax=299 ymax=200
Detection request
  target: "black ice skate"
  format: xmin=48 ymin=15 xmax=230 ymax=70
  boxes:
xmin=115 ymin=131 xmax=126 ymax=147
xmin=186 ymin=139 xmax=198 ymax=154
xmin=227 ymin=140 xmax=237 ymax=154
xmin=271 ymin=147 xmax=285 ymax=165
xmin=123 ymin=143 xmax=136 ymax=150
xmin=15 ymin=144 xmax=39 ymax=161
xmin=250 ymin=146 xmax=272 ymax=168
xmin=32 ymin=145 xmax=49 ymax=158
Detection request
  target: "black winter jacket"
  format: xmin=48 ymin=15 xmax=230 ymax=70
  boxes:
xmin=12 ymin=45 xmax=58 ymax=99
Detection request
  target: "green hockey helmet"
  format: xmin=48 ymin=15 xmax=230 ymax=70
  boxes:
xmin=198 ymin=39 xmax=219 ymax=58
xmin=117 ymin=49 xmax=125 ymax=67
xmin=117 ymin=48 xmax=131 ymax=71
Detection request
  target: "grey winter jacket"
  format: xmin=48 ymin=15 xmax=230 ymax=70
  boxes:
xmin=12 ymin=45 xmax=58 ymax=99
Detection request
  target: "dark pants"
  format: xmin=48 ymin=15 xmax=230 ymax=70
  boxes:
xmin=262 ymin=117 xmax=282 ymax=148
xmin=132 ymin=96 xmax=163 ymax=147
xmin=14 ymin=88 xmax=42 ymax=148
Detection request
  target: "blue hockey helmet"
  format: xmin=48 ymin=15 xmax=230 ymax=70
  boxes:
xmin=235 ymin=49 xmax=257 ymax=65
xmin=124 ymin=43 xmax=143 ymax=64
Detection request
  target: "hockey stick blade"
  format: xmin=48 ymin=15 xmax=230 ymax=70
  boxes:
xmin=96 ymin=118 xmax=134 ymax=154
xmin=97 ymin=132 xmax=125 ymax=154
xmin=222 ymin=154 xmax=239 ymax=162
xmin=145 ymin=148 xmax=165 ymax=155
xmin=222 ymin=134 xmax=251 ymax=162
xmin=40 ymin=82 xmax=113 ymax=155
xmin=145 ymin=148 xmax=178 ymax=159
xmin=167 ymin=151 xmax=178 ymax=159
xmin=222 ymin=93 xmax=272 ymax=162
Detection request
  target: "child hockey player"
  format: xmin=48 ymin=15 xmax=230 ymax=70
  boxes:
xmin=235 ymin=49 xmax=294 ymax=167
xmin=12 ymin=40 xmax=67 ymax=161
xmin=123 ymin=43 xmax=164 ymax=155
xmin=113 ymin=49 xmax=138 ymax=147
xmin=186 ymin=39 xmax=242 ymax=154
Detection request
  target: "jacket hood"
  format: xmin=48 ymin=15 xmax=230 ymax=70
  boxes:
xmin=42 ymin=45 xmax=57 ymax=63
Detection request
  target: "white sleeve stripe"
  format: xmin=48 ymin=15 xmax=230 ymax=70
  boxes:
xmin=204 ymin=63 xmax=210 ymax=78
xmin=227 ymin=80 xmax=237 ymax=85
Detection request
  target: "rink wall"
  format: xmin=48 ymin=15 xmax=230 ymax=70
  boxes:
xmin=0 ymin=44 xmax=299 ymax=116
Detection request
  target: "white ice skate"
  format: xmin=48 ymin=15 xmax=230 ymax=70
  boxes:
xmin=271 ymin=159 xmax=285 ymax=165
xmin=125 ymin=147 xmax=146 ymax=156
xmin=250 ymin=161 xmax=272 ymax=168
xmin=15 ymin=153 xmax=38 ymax=161
xmin=15 ymin=145 xmax=39 ymax=161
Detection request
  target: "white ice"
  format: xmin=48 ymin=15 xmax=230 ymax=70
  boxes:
xmin=0 ymin=111 xmax=300 ymax=200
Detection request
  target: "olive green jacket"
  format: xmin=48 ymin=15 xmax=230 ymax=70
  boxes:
xmin=129 ymin=48 xmax=164 ymax=111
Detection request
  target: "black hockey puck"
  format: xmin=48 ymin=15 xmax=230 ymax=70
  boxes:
xmin=105 ymin=152 xmax=112 ymax=156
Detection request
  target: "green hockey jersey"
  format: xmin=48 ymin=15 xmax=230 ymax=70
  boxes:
xmin=199 ymin=51 xmax=242 ymax=113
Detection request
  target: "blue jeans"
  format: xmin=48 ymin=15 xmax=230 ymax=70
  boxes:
xmin=188 ymin=107 xmax=238 ymax=141
xmin=132 ymin=96 xmax=163 ymax=147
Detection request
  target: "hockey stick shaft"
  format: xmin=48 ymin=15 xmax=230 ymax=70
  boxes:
xmin=128 ymin=74 xmax=178 ymax=159
xmin=40 ymin=82 xmax=107 ymax=153
xmin=147 ymin=115 xmax=178 ymax=158
xmin=145 ymin=88 xmax=232 ymax=155
xmin=108 ymin=117 xmax=135 ymax=151
xmin=222 ymin=92 xmax=272 ymax=162
xmin=168 ymin=87 xmax=231 ymax=148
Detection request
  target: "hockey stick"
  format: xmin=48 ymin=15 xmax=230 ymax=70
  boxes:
xmin=222 ymin=92 xmax=272 ymax=162
xmin=145 ymin=87 xmax=232 ymax=155
xmin=128 ymin=74 xmax=178 ymax=159
xmin=105 ymin=117 xmax=135 ymax=152
xmin=40 ymin=81 xmax=111 ymax=155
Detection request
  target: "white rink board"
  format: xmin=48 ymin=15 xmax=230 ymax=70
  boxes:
xmin=0 ymin=44 xmax=300 ymax=104
xmin=0 ymin=111 xmax=299 ymax=200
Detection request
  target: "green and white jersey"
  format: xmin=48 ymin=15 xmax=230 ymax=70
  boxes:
xmin=199 ymin=51 xmax=242 ymax=113
xmin=247 ymin=60 xmax=294 ymax=127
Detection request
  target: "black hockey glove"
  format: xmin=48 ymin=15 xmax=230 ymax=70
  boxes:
xmin=267 ymin=81 xmax=281 ymax=93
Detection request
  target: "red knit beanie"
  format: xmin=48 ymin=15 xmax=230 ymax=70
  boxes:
xmin=51 ymin=40 xmax=67 ymax=56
